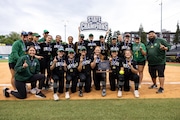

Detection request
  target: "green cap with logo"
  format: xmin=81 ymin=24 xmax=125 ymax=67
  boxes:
xmin=32 ymin=33 xmax=41 ymax=37
xmin=80 ymin=46 xmax=87 ymax=51
xmin=43 ymin=29 xmax=49 ymax=33
xmin=68 ymin=49 xmax=75 ymax=54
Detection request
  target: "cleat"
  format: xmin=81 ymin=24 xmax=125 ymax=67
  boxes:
xmin=134 ymin=90 xmax=139 ymax=98
xmin=102 ymin=89 xmax=106 ymax=97
xmin=65 ymin=92 xmax=70 ymax=99
xmin=148 ymin=84 xmax=157 ymax=89
xmin=35 ymin=91 xmax=46 ymax=98
xmin=3 ymin=88 xmax=10 ymax=97
xmin=156 ymin=87 xmax=164 ymax=94
xmin=79 ymin=90 xmax=83 ymax=97
xmin=53 ymin=93 xmax=59 ymax=101
xmin=117 ymin=90 xmax=122 ymax=97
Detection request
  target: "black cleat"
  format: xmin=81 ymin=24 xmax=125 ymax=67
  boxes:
xmin=156 ymin=87 xmax=164 ymax=94
xmin=3 ymin=88 xmax=10 ymax=97
xmin=148 ymin=84 xmax=158 ymax=89
xmin=79 ymin=90 xmax=83 ymax=97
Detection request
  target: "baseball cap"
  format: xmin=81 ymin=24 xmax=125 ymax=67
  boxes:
xmin=148 ymin=30 xmax=155 ymax=34
xmin=134 ymin=35 xmax=140 ymax=39
xmin=21 ymin=31 xmax=28 ymax=36
xmin=99 ymin=35 xmax=104 ymax=39
xmin=125 ymin=33 xmax=130 ymax=37
xmin=28 ymin=31 xmax=33 ymax=35
xmin=68 ymin=49 xmax=75 ymax=54
xmin=112 ymin=36 xmax=117 ymax=40
xmin=80 ymin=46 xmax=87 ymax=51
xmin=79 ymin=34 xmax=85 ymax=38
xmin=57 ymin=47 xmax=64 ymax=52
xmin=89 ymin=33 xmax=93 ymax=37
xmin=32 ymin=33 xmax=41 ymax=37
xmin=43 ymin=30 xmax=49 ymax=33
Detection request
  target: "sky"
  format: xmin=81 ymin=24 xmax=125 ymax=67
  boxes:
xmin=0 ymin=0 xmax=180 ymax=42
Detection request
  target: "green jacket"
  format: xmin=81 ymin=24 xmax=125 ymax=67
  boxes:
xmin=14 ymin=55 xmax=40 ymax=81
xmin=8 ymin=40 xmax=26 ymax=63
xmin=132 ymin=42 xmax=146 ymax=62
xmin=146 ymin=38 xmax=171 ymax=65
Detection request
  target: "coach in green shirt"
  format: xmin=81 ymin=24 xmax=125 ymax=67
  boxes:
xmin=146 ymin=31 xmax=171 ymax=93
xmin=8 ymin=31 xmax=28 ymax=90
xmin=38 ymin=29 xmax=49 ymax=43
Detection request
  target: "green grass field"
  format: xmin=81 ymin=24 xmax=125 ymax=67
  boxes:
xmin=0 ymin=99 xmax=179 ymax=120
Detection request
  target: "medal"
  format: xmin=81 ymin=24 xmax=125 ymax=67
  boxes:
xmin=37 ymin=51 xmax=39 ymax=54
xmin=151 ymin=46 xmax=154 ymax=48
xmin=83 ymin=66 xmax=85 ymax=69
xmin=112 ymin=66 xmax=116 ymax=69
xmin=59 ymin=67 xmax=62 ymax=70
xmin=48 ymin=52 xmax=51 ymax=55
xmin=90 ymin=46 xmax=93 ymax=49
xmin=70 ymin=69 xmax=73 ymax=72
xmin=102 ymin=50 xmax=105 ymax=53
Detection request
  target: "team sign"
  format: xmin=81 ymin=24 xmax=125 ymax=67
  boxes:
xmin=80 ymin=16 xmax=108 ymax=31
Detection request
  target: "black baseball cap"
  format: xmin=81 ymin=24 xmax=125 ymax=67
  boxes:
xmin=21 ymin=31 xmax=28 ymax=36
xmin=99 ymin=35 xmax=104 ymax=39
xmin=148 ymin=30 xmax=155 ymax=34
xmin=89 ymin=33 xmax=93 ymax=37
xmin=134 ymin=35 xmax=140 ymax=39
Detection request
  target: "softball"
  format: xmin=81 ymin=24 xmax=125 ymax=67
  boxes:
xmin=119 ymin=70 xmax=124 ymax=75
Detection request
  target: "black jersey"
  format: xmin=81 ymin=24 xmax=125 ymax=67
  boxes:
xmin=51 ymin=42 xmax=65 ymax=58
xmin=91 ymin=56 xmax=101 ymax=70
xmin=74 ymin=40 xmax=88 ymax=56
xmin=26 ymin=41 xmax=41 ymax=55
xmin=110 ymin=56 xmax=123 ymax=74
xmin=86 ymin=40 xmax=97 ymax=58
xmin=50 ymin=56 xmax=66 ymax=76
xmin=40 ymin=42 xmax=52 ymax=61
xmin=78 ymin=56 xmax=92 ymax=74
xmin=65 ymin=58 xmax=79 ymax=76
xmin=64 ymin=43 xmax=75 ymax=57
xmin=109 ymin=43 xmax=121 ymax=57
xmin=122 ymin=59 xmax=138 ymax=76
xmin=120 ymin=42 xmax=133 ymax=57
xmin=96 ymin=41 xmax=109 ymax=59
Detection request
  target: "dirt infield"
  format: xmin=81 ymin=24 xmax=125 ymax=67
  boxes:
xmin=0 ymin=62 xmax=180 ymax=100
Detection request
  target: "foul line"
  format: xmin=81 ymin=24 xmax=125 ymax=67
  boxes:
xmin=0 ymin=82 xmax=180 ymax=87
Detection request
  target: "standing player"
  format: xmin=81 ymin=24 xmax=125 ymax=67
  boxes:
xmin=65 ymin=49 xmax=79 ymax=99
xmin=146 ymin=31 xmax=171 ymax=93
xmin=64 ymin=36 xmax=75 ymax=58
xmin=51 ymin=35 xmax=65 ymax=58
xmin=8 ymin=31 xmax=28 ymax=90
xmin=77 ymin=46 xmax=92 ymax=97
xmin=120 ymin=33 xmax=133 ymax=58
xmin=109 ymin=48 xmax=124 ymax=97
xmin=74 ymin=34 xmax=88 ymax=58
xmin=39 ymin=35 xmax=53 ymax=90
xmin=132 ymin=35 xmax=146 ymax=88
xmin=109 ymin=37 xmax=121 ymax=58
xmin=50 ymin=47 xmax=67 ymax=100
xmin=122 ymin=50 xmax=140 ymax=98
xmin=87 ymin=33 xmax=97 ymax=58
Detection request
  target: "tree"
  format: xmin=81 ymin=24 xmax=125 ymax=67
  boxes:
xmin=138 ymin=24 xmax=147 ymax=44
xmin=0 ymin=32 xmax=20 ymax=45
xmin=106 ymin=29 xmax=112 ymax=44
xmin=173 ymin=22 xmax=180 ymax=44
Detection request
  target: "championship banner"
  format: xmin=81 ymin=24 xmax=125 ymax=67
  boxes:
xmin=80 ymin=16 xmax=108 ymax=31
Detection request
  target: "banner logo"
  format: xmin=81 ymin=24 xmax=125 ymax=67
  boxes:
xmin=80 ymin=16 xmax=108 ymax=31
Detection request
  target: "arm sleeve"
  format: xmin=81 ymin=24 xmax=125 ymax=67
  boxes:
xmin=14 ymin=57 xmax=26 ymax=73
xmin=11 ymin=42 xmax=20 ymax=62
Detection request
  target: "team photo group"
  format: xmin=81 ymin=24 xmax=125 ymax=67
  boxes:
xmin=3 ymin=27 xmax=171 ymax=100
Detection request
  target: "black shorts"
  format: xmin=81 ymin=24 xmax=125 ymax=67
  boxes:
xmin=9 ymin=62 xmax=16 ymax=69
xmin=148 ymin=64 xmax=165 ymax=78
xmin=137 ymin=60 xmax=146 ymax=65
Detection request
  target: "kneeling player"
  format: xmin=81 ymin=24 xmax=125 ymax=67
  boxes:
xmin=122 ymin=50 xmax=140 ymax=98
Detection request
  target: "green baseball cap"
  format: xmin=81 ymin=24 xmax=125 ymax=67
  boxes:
xmin=80 ymin=46 xmax=87 ymax=51
xmin=43 ymin=29 xmax=49 ymax=33
xmin=89 ymin=33 xmax=93 ymax=37
xmin=32 ymin=33 xmax=41 ymax=37
xmin=68 ymin=49 xmax=75 ymax=54
xmin=57 ymin=47 xmax=64 ymax=52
